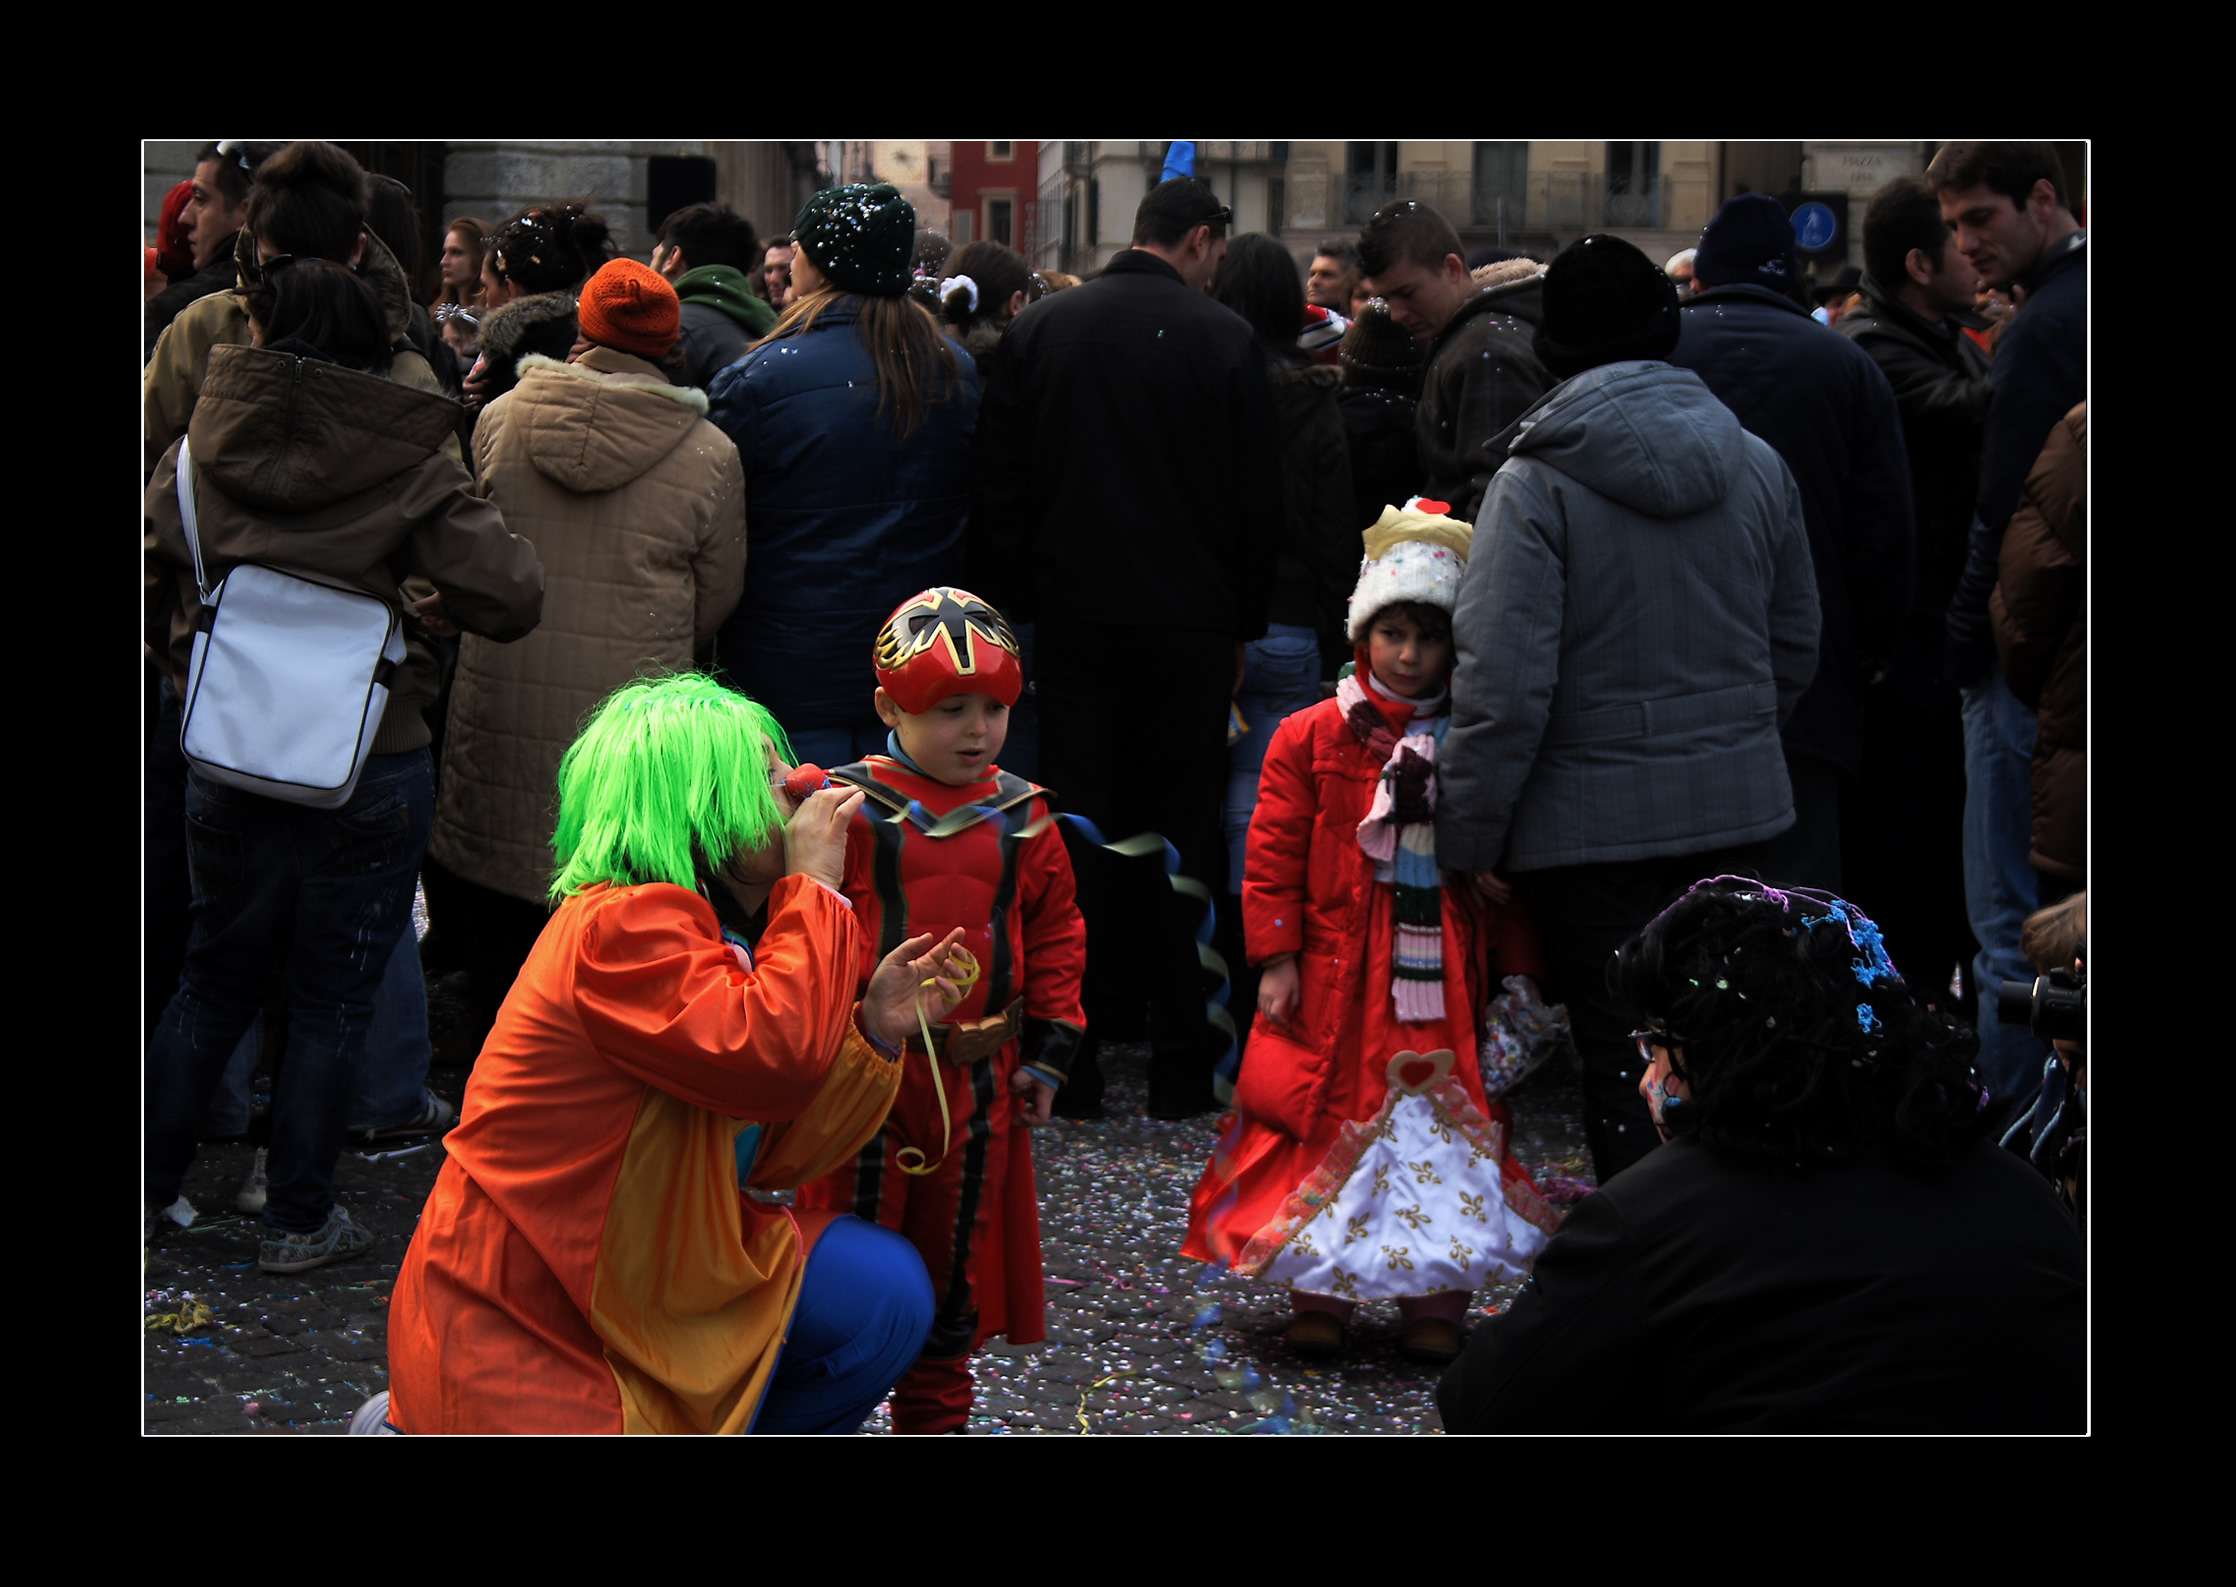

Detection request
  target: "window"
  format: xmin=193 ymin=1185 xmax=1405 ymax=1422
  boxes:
xmin=1472 ymin=142 xmax=1527 ymax=234
xmin=1605 ymin=142 xmax=1661 ymax=226
xmin=953 ymin=210 xmax=974 ymax=245
xmin=990 ymin=141 xmax=1013 ymax=161
xmin=1345 ymin=142 xmax=1398 ymax=224
xmin=1267 ymin=176 xmax=1286 ymax=237
xmin=988 ymin=197 xmax=1013 ymax=247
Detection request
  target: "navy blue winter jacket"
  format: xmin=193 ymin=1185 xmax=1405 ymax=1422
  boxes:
xmin=706 ymin=298 xmax=978 ymax=734
xmin=1944 ymin=232 xmax=2086 ymax=689
xmin=1671 ymin=284 xmax=1914 ymax=778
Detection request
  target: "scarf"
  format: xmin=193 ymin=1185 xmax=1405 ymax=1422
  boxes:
xmin=1339 ymin=671 xmax=1450 ymax=1022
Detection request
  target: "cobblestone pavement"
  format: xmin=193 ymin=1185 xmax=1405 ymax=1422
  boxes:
xmin=145 ymin=975 xmax=1592 ymax=1435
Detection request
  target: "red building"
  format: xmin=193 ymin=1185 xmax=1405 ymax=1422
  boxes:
xmin=943 ymin=141 xmax=1037 ymax=251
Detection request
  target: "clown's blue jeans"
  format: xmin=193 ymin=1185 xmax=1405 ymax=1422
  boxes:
xmin=750 ymin=1216 xmax=936 ymax=1434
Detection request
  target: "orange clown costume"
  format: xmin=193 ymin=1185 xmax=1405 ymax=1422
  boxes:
xmin=384 ymin=673 xmax=953 ymax=1434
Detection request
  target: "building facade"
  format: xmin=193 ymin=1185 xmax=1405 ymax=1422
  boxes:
xmin=147 ymin=139 xmax=2085 ymax=294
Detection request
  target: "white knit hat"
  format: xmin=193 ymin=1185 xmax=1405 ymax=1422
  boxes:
xmin=1345 ymin=500 xmax=1475 ymax=640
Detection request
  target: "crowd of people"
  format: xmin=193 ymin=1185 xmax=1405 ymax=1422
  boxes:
xmin=144 ymin=139 xmax=2087 ymax=1434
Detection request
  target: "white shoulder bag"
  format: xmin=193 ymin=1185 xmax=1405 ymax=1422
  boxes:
xmin=175 ymin=438 xmax=408 ymax=809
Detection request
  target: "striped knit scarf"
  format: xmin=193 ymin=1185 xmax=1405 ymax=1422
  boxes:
xmin=1338 ymin=673 xmax=1451 ymax=1022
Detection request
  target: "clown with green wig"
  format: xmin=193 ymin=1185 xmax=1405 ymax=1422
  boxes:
xmin=376 ymin=674 xmax=971 ymax=1434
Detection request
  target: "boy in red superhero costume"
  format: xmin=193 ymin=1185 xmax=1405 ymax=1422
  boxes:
xmin=796 ymin=587 xmax=1087 ymax=1434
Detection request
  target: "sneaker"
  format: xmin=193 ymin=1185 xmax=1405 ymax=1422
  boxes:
xmin=353 ymin=1091 xmax=457 ymax=1145
xmin=235 ymin=1148 xmax=269 ymax=1214
xmin=348 ymin=1390 xmax=400 ymax=1435
xmin=1285 ymin=1310 xmax=1345 ymax=1359
xmin=258 ymin=1205 xmax=373 ymax=1274
xmin=1399 ymin=1316 xmax=1464 ymax=1365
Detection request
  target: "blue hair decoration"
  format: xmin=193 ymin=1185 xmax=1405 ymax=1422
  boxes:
xmin=1668 ymin=878 xmax=1903 ymax=1034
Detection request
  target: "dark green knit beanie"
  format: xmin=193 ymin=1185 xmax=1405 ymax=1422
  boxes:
xmin=793 ymin=183 xmax=917 ymax=299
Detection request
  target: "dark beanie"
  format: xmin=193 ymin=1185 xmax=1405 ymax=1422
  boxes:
xmin=1532 ymin=234 xmax=1680 ymax=380
xmin=1692 ymin=193 xmax=1802 ymax=293
xmin=1340 ymin=298 xmax=1427 ymax=394
xmin=793 ymin=183 xmax=917 ymax=298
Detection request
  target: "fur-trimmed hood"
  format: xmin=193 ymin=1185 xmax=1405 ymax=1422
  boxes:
xmin=480 ymin=290 xmax=581 ymax=386
xmin=1274 ymin=360 xmax=1343 ymax=392
xmin=1460 ymin=258 xmax=1548 ymax=329
xmin=505 ymin=347 xmax=711 ymax=494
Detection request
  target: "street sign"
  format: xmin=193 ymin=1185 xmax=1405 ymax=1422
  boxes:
xmin=1791 ymin=202 xmax=1839 ymax=254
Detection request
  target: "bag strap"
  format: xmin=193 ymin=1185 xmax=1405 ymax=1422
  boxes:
xmin=177 ymin=439 xmax=212 ymax=606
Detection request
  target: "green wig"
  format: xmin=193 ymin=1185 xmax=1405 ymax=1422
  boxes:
xmin=548 ymin=673 xmax=794 ymax=902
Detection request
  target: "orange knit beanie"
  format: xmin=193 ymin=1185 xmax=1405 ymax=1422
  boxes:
xmin=577 ymin=257 xmax=681 ymax=358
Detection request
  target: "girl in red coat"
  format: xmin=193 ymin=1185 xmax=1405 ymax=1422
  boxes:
xmin=1184 ymin=504 xmax=1559 ymax=1364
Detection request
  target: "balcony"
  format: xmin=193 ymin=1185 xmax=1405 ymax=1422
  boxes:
xmin=1145 ymin=141 xmax=1287 ymax=181
xmin=1603 ymin=172 xmax=1662 ymax=227
xmin=1340 ymin=169 xmax=1517 ymax=228
xmin=1527 ymin=171 xmax=1663 ymax=232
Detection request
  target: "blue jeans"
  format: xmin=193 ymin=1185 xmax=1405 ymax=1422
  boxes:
xmin=202 ymin=922 xmax=435 ymax=1136
xmin=145 ymin=751 xmax=434 ymax=1233
xmin=1960 ymin=667 xmax=2051 ymax=1105
xmin=1225 ymin=625 xmax=1324 ymax=892
xmin=750 ymin=1216 xmax=935 ymax=1434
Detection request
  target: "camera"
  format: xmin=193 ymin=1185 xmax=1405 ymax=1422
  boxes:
xmin=1997 ymin=964 xmax=2085 ymax=1044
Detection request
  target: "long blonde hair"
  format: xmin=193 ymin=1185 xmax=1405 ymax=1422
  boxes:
xmin=750 ymin=285 xmax=960 ymax=440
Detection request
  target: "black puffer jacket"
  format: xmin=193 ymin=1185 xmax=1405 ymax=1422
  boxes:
xmin=1837 ymin=277 xmax=1990 ymax=617
xmin=1416 ymin=274 xmax=1550 ymax=523
xmin=1671 ymin=283 xmax=1914 ymax=778
xmin=1337 ymin=385 xmax=1421 ymax=539
xmin=1265 ymin=358 xmax=1358 ymax=653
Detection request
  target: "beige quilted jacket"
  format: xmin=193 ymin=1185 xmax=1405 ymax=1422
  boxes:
xmin=430 ymin=346 xmax=747 ymax=904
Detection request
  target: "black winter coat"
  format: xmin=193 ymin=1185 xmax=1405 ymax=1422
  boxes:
xmin=1945 ymin=232 xmax=2087 ymax=688
xmin=1336 ymin=385 xmax=1422 ymax=538
xmin=1671 ymin=284 xmax=1914 ymax=777
xmin=969 ymin=249 xmax=1282 ymax=639
xmin=1265 ymin=358 xmax=1358 ymax=649
xmin=1436 ymin=1137 xmax=2086 ymax=1432
xmin=1416 ymin=276 xmax=1549 ymax=523
xmin=144 ymin=240 xmax=242 ymax=360
xmin=1838 ymin=277 xmax=1992 ymax=617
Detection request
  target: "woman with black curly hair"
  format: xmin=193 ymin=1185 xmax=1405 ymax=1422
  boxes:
xmin=1437 ymin=876 xmax=2085 ymax=1432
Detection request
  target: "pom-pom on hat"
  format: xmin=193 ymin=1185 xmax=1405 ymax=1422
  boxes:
xmin=1339 ymin=298 xmax=1427 ymax=394
xmin=576 ymin=257 xmax=681 ymax=359
xmin=1692 ymin=193 xmax=1801 ymax=293
xmin=794 ymin=183 xmax=918 ymax=299
xmin=1346 ymin=499 xmax=1474 ymax=640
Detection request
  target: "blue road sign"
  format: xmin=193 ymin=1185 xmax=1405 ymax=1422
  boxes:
xmin=1792 ymin=201 xmax=1839 ymax=253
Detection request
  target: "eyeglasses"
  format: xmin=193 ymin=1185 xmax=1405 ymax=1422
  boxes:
xmin=239 ymin=251 xmax=297 ymax=289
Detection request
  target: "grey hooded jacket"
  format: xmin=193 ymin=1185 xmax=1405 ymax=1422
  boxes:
xmin=1435 ymin=361 xmax=1819 ymax=875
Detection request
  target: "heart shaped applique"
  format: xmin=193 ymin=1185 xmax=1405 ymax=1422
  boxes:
xmin=1386 ymin=1049 xmax=1455 ymax=1095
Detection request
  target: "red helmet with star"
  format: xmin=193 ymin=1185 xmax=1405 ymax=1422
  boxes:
xmin=872 ymin=587 xmax=1023 ymax=713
